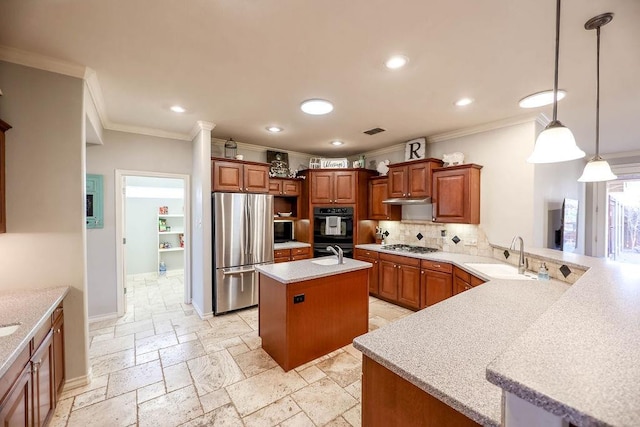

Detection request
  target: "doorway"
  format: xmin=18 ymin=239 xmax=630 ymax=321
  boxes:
xmin=606 ymin=173 xmax=640 ymax=262
xmin=115 ymin=170 xmax=191 ymax=316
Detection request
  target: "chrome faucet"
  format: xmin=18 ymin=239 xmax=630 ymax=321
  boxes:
xmin=326 ymin=245 xmax=344 ymax=264
xmin=509 ymin=236 xmax=526 ymax=274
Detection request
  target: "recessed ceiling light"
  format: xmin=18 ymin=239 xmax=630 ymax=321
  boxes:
xmin=519 ymin=90 xmax=567 ymax=108
xmin=266 ymin=126 xmax=283 ymax=133
xmin=385 ymin=55 xmax=409 ymax=70
xmin=170 ymin=105 xmax=186 ymax=113
xmin=331 ymin=140 xmax=344 ymax=146
xmin=300 ymin=99 xmax=334 ymax=115
xmin=454 ymin=98 xmax=474 ymax=107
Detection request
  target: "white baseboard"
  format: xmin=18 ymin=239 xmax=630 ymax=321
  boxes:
xmin=191 ymin=300 xmax=213 ymax=320
xmin=88 ymin=312 xmax=118 ymax=324
xmin=62 ymin=368 xmax=93 ymax=391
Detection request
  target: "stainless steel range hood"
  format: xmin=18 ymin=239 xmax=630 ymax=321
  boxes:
xmin=382 ymin=197 xmax=432 ymax=205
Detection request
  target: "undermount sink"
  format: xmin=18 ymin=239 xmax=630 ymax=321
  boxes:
xmin=0 ymin=322 xmax=21 ymax=338
xmin=311 ymin=258 xmax=341 ymax=266
xmin=464 ymin=263 xmax=537 ymax=280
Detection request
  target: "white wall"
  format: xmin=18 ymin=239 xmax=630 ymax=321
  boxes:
xmin=0 ymin=61 xmax=89 ymax=382
xmin=86 ymin=130 xmax=192 ymax=318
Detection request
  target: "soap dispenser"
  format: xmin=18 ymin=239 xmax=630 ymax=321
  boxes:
xmin=538 ymin=262 xmax=549 ymax=281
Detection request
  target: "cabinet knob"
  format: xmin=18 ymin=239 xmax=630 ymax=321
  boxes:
xmin=374 ymin=261 xmax=377 ymax=264
xmin=56 ymin=328 xmax=61 ymax=334
xmin=408 ymin=193 xmax=411 ymax=196
xmin=393 ymin=264 xmax=397 ymax=267
xmin=403 ymin=193 xmax=406 ymax=197
xmin=421 ymin=271 xmax=424 ymax=274
xmin=433 ymin=264 xmax=441 ymax=268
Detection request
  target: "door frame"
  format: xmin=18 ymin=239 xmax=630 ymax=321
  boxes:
xmin=115 ymin=169 xmax=191 ymax=316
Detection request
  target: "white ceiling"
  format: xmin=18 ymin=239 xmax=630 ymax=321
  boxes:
xmin=1 ymin=0 xmax=639 ymax=157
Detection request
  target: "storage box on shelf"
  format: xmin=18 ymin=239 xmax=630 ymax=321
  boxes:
xmin=368 ymin=176 xmax=401 ymax=220
xmin=387 ymin=158 xmax=443 ymax=200
xmin=211 ymin=157 xmax=270 ymax=193
xmin=432 ymin=164 xmax=482 ymax=224
xmin=0 ymin=304 xmax=64 ymax=427
xmin=158 ymin=214 xmax=184 ymax=274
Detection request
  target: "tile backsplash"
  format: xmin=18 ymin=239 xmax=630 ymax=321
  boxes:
xmin=378 ymin=220 xmax=492 ymax=257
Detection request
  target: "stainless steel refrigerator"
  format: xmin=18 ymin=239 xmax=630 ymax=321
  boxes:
xmin=212 ymin=192 xmax=274 ymax=315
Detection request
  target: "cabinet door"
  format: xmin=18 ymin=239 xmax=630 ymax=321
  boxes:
xmin=32 ymin=330 xmax=55 ymax=427
xmin=268 ymin=179 xmax=283 ymax=195
xmin=397 ymin=264 xmax=421 ymax=309
xmin=212 ymin=161 xmax=243 ymax=192
xmin=282 ymin=180 xmax=300 ymax=196
xmin=378 ymin=260 xmax=398 ymax=301
xmin=52 ymin=313 xmax=65 ymax=398
xmin=421 ymin=270 xmax=453 ymax=308
xmin=453 ymin=276 xmax=472 ymax=295
xmin=310 ymin=171 xmax=334 ymax=204
xmin=0 ymin=363 xmax=31 ymax=427
xmin=333 ymin=172 xmax=356 ymax=204
xmin=290 ymin=247 xmax=310 ymax=260
xmin=387 ymin=166 xmax=407 ymax=198
xmin=470 ymin=275 xmax=485 ymax=287
xmin=243 ymin=164 xmax=270 ymax=193
xmin=432 ymin=165 xmax=481 ymax=224
xmin=355 ymin=254 xmax=380 ymax=296
xmin=407 ymin=163 xmax=430 ymax=198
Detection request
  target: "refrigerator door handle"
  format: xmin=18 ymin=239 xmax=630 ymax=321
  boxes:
xmin=222 ymin=268 xmax=256 ymax=275
xmin=244 ymin=198 xmax=250 ymax=255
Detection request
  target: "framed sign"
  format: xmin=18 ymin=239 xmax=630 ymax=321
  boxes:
xmin=404 ymin=137 xmax=427 ymax=161
xmin=86 ymin=174 xmax=104 ymax=229
xmin=320 ymin=158 xmax=349 ymax=169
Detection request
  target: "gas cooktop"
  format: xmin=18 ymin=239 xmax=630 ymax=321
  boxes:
xmin=382 ymin=244 xmax=439 ymax=254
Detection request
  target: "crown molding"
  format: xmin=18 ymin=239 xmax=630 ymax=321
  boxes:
xmin=211 ymin=137 xmax=313 ymax=159
xmin=605 ymin=150 xmax=640 ymax=160
xmin=107 ymin=123 xmax=192 ymax=141
xmin=190 ymin=121 xmax=216 ymax=140
xmin=358 ymin=142 xmax=406 ymax=158
xmin=427 ymin=113 xmax=540 ymax=143
xmin=0 ymin=45 xmax=87 ymax=78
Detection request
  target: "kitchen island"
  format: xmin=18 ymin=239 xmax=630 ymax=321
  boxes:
xmin=256 ymin=256 xmax=371 ymax=371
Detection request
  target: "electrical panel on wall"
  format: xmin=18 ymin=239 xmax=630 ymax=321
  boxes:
xmin=86 ymin=174 xmax=104 ymax=229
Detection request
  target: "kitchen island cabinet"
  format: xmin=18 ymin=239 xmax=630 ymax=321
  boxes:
xmin=256 ymin=257 xmax=371 ymax=371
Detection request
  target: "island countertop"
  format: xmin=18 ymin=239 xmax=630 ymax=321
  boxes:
xmin=0 ymin=286 xmax=69 ymax=378
xmin=256 ymin=256 xmax=371 ymax=284
xmin=273 ymin=241 xmax=311 ymax=250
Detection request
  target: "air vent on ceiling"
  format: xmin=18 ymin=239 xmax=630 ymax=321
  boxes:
xmin=363 ymin=127 xmax=386 ymax=135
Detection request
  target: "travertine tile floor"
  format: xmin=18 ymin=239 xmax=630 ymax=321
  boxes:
xmin=51 ymin=274 xmax=413 ymax=427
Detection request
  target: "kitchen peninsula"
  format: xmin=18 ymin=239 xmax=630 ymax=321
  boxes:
xmin=256 ymin=257 xmax=371 ymax=371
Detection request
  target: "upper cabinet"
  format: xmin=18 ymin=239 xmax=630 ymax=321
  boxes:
xmin=211 ymin=158 xmax=270 ymax=193
xmin=0 ymin=119 xmax=12 ymax=234
xmin=369 ymin=177 xmax=401 ymax=220
xmin=269 ymin=178 xmax=300 ymax=197
xmin=388 ymin=158 xmax=443 ymax=199
xmin=309 ymin=170 xmax=357 ymax=204
xmin=432 ymin=164 xmax=482 ymax=224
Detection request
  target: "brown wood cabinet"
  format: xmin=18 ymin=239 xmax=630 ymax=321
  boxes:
xmin=0 ymin=119 xmax=12 ymax=234
xmin=453 ymin=266 xmax=485 ymax=295
xmin=368 ymin=177 xmax=401 ymax=220
xmin=0 ymin=303 xmax=64 ymax=427
xmin=420 ymin=260 xmax=453 ymax=308
xmin=354 ymin=248 xmax=380 ymax=296
xmin=273 ymin=246 xmax=311 ymax=263
xmin=378 ymin=253 xmax=421 ymax=310
xmin=309 ymin=170 xmax=356 ymax=204
xmin=432 ymin=164 xmax=482 ymax=224
xmin=211 ymin=158 xmax=270 ymax=193
xmin=387 ymin=158 xmax=443 ymax=200
xmin=268 ymin=178 xmax=300 ymax=196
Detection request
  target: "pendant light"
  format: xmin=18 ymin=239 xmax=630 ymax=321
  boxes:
xmin=527 ymin=0 xmax=585 ymax=163
xmin=578 ymin=13 xmax=617 ymax=182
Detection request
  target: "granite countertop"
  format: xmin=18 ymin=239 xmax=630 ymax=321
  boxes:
xmin=256 ymin=256 xmax=371 ymax=284
xmin=273 ymin=241 xmax=311 ymax=250
xmin=0 ymin=286 xmax=69 ymax=378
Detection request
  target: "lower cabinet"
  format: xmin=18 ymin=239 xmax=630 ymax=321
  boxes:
xmin=420 ymin=260 xmax=453 ymax=308
xmin=378 ymin=253 xmax=421 ymax=310
xmin=453 ymin=266 xmax=485 ymax=295
xmin=0 ymin=304 xmax=65 ymax=427
xmin=273 ymin=247 xmax=311 ymax=263
xmin=354 ymin=249 xmax=380 ymax=296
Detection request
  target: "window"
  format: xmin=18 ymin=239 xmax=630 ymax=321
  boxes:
xmin=606 ymin=174 xmax=640 ymax=262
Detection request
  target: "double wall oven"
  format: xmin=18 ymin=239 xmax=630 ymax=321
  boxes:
xmin=313 ymin=206 xmax=354 ymax=258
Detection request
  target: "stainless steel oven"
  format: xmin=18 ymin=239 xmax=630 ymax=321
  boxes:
xmin=313 ymin=206 xmax=354 ymax=258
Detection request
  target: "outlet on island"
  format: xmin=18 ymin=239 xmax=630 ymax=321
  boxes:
xmin=293 ymin=294 xmax=305 ymax=304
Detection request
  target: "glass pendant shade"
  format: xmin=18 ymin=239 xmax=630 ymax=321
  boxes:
xmin=527 ymin=121 xmax=585 ymax=163
xmin=578 ymin=157 xmax=617 ymax=182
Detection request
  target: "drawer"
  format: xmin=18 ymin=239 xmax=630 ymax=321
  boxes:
xmin=355 ymin=248 xmax=379 ymax=259
xmin=274 ymin=249 xmax=291 ymax=258
xmin=454 ymin=266 xmax=471 ymax=282
xmin=420 ymin=260 xmax=452 ymax=274
xmin=33 ymin=316 xmax=52 ymax=353
xmin=291 ymin=254 xmax=310 ymax=261
xmin=52 ymin=304 xmax=64 ymax=323
xmin=379 ymin=252 xmax=420 ymax=267
xmin=274 ymin=257 xmax=290 ymax=263
xmin=291 ymin=247 xmax=310 ymax=256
